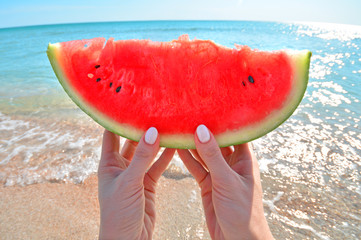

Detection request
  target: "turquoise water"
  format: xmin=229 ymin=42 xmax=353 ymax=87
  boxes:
xmin=0 ymin=21 xmax=360 ymax=239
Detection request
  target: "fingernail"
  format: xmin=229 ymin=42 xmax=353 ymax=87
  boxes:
xmin=145 ymin=127 xmax=158 ymax=145
xmin=196 ymin=125 xmax=210 ymax=143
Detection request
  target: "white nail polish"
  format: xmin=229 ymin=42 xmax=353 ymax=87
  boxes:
xmin=196 ymin=125 xmax=210 ymax=143
xmin=145 ymin=127 xmax=158 ymax=145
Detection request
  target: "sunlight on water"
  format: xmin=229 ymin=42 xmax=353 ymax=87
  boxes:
xmin=295 ymin=22 xmax=361 ymax=42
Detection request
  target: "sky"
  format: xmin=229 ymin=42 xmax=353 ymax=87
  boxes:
xmin=0 ymin=0 xmax=360 ymax=28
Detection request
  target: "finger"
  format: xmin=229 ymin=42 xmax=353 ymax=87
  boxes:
xmin=99 ymin=129 xmax=121 ymax=168
xmin=190 ymin=149 xmax=208 ymax=170
xmin=101 ymin=129 xmax=120 ymax=155
xmin=248 ymin=143 xmax=261 ymax=180
xmin=178 ymin=149 xmax=208 ymax=184
xmin=234 ymin=143 xmax=252 ymax=156
xmin=230 ymin=143 xmax=255 ymax=177
xmin=220 ymin=146 xmax=234 ymax=165
xmin=120 ymin=139 xmax=138 ymax=160
xmin=220 ymin=146 xmax=233 ymax=159
xmin=147 ymin=148 xmax=176 ymax=183
xmin=229 ymin=144 xmax=251 ymax=166
xmin=194 ymin=125 xmax=233 ymax=178
xmin=126 ymin=127 xmax=160 ymax=182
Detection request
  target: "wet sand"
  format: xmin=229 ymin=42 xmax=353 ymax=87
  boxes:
xmin=1 ymin=165 xmax=361 ymax=239
xmin=0 ymin=174 xmax=210 ymax=240
xmin=0 ymin=175 xmax=100 ymax=239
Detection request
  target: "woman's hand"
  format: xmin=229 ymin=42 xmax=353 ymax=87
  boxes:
xmin=178 ymin=125 xmax=273 ymax=240
xmin=98 ymin=128 xmax=175 ymax=240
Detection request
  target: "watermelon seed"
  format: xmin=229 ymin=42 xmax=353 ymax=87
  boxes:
xmin=242 ymin=81 xmax=246 ymax=87
xmin=95 ymin=65 xmax=100 ymax=69
xmin=248 ymin=75 xmax=255 ymax=84
xmin=109 ymin=82 xmax=113 ymax=87
xmin=96 ymin=78 xmax=101 ymax=82
xmin=116 ymin=86 xmax=122 ymax=93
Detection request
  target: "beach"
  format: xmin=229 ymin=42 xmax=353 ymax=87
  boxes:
xmin=0 ymin=111 xmax=359 ymax=239
xmin=1 ymin=114 xmax=360 ymax=240
xmin=0 ymin=176 xmax=100 ymax=239
xmin=0 ymin=21 xmax=360 ymax=239
xmin=2 ymin=168 xmax=359 ymax=239
xmin=0 ymin=173 xmax=211 ymax=239
xmin=0 ymin=114 xmax=212 ymax=239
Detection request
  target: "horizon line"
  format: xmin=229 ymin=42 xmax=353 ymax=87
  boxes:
xmin=1 ymin=19 xmax=361 ymax=30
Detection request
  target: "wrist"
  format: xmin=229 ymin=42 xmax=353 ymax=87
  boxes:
xmin=250 ymin=217 xmax=274 ymax=240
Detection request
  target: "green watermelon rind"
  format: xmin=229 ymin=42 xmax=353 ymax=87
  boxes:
xmin=47 ymin=42 xmax=311 ymax=149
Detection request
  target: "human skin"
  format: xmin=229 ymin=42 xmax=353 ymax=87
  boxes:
xmin=178 ymin=125 xmax=274 ymax=240
xmin=98 ymin=128 xmax=175 ymax=240
xmin=98 ymin=125 xmax=273 ymax=240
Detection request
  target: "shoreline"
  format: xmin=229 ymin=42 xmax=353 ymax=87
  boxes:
xmin=1 ymin=168 xmax=360 ymax=239
xmin=1 ymin=112 xmax=360 ymax=239
xmin=0 ymin=174 xmax=210 ymax=240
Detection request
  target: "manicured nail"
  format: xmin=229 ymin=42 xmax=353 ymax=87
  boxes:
xmin=145 ymin=127 xmax=158 ymax=145
xmin=196 ymin=125 xmax=210 ymax=143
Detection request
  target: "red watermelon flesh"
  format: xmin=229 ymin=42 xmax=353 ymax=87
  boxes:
xmin=47 ymin=35 xmax=311 ymax=148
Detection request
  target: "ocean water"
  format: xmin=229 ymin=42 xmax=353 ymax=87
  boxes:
xmin=0 ymin=21 xmax=360 ymax=239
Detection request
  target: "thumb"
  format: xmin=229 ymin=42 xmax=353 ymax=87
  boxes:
xmin=195 ymin=125 xmax=233 ymax=179
xmin=125 ymin=127 xmax=160 ymax=183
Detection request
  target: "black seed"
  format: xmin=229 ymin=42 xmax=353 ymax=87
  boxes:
xmin=95 ymin=65 xmax=100 ymax=69
xmin=116 ymin=86 xmax=122 ymax=93
xmin=242 ymin=81 xmax=246 ymax=87
xmin=109 ymin=82 xmax=113 ymax=87
xmin=248 ymin=75 xmax=255 ymax=84
xmin=96 ymin=78 xmax=101 ymax=82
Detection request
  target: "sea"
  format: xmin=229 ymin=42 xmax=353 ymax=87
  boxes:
xmin=0 ymin=21 xmax=360 ymax=239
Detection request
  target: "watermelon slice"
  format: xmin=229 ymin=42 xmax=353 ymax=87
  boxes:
xmin=47 ymin=35 xmax=311 ymax=149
